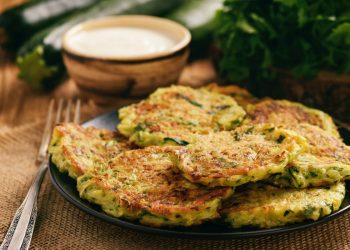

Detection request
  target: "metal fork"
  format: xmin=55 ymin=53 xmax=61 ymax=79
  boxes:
xmin=0 ymin=99 xmax=81 ymax=250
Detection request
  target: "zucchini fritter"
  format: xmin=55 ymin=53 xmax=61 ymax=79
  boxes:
xmin=118 ymin=85 xmax=246 ymax=147
xmin=205 ymin=83 xmax=259 ymax=108
xmin=77 ymin=147 xmax=233 ymax=227
xmin=175 ymin=124 xmax=307 ymax=187
xmin=246 ymin=99 xmax=340 ymax=137
xmin=49 ymin=123 xmax=130 ymax=179
xmin=221 ymin=182 xmax=345 ymax=229
xmin=270 ymin=123 xmax=350 ymax=188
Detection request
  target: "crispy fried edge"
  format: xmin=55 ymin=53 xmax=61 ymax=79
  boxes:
xmin=77 ymin=155 xmax=234 ymax=227
xmin=221 ymin=182 xmax=345 ymax=229
xmin=175 ymin=126 xmax=306 ymax=187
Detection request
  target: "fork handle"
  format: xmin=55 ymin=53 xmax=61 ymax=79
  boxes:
xmin=0 ymin=161 xmax=48 ymax=250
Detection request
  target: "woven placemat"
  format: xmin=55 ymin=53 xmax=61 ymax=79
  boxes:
xmin=1 ymin=121 xmax=350 ymax=250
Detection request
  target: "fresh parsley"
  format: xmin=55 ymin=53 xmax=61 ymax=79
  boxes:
xmin=215 ymin=0 xmax=350 ymax=84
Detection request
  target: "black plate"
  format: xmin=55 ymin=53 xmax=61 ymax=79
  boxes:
xmin=49 ymin=111 xmax=350 ymax=239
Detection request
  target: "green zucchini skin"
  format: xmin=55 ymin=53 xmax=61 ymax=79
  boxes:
xmin=0 ymin=0 xmax=99 ymax=51
xmin=167 ymin=0 xmax=222 ymax=42
xmin=167 ymin=0 xmax=223 ymax=57
xmin=16 ymin=0 xmax=183 ymax=91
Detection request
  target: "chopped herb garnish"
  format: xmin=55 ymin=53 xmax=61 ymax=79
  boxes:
xmin=223 ymin=161 xmax=238 ymax=168
xmin=245 ymin=126 xmax=254 ymax=134
xmin=330 ymin=166 xmax=343 ymax=171
xmin=288 ymin=166 xmax=299 ymax=175
xmin=80 ymin=176 xmax=89 ymax=182
xmin=304 ymin=206 xmax=315 ymax=217
xmin=231 ymin=119 xmax=242 ymax=126
xmin=234 ymin=132 xmax=241 ymax=141
xmin=164 ymin=137 xmax=189 ymax=146
xmin=187 ymin=121 xmax=197 ymax=126
xmin=134 ymin=123 xmax=146 ymax=132
xmin=276 ymin=135 xmax=286 ymax=143
xmin=265 ymin=127 xmax=275 ymax=132
xmin=319 ymin=208 xmax=324 ymax=217
xmin=329 ymin=204 xmax=334 ymax=212
xmin=309 ymin=171 xmax=318 ymax=178
xmin=284 ymin=210 xmax=291 ymax=217
xmin=178 ymin=94 xmax=203 ymax=108
xmin=217 ymin=105 xmax=231 ymax=110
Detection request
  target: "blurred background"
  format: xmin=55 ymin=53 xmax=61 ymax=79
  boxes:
xmin=0 ymin=0 xmax=349 ymax=126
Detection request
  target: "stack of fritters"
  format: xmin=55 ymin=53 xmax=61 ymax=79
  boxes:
xmin=49 ymin=85 xmax=350 ymax=229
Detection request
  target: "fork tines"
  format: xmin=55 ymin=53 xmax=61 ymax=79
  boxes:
xmin=36 ymin=99 xmax=81 ymax=162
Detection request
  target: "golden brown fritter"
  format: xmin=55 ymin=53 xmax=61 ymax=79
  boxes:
xmin=49 ymin=123 xmax=131 ymax=179
xmin=246 ymin=99 xmax=340 ymax=137
xmin=221 ymin=182 xmax=345 ymax=229
xmin=77 ymin=146 xmax=233 ymax=227
xmin=269 ymin=123 xmax=350 ymax=188
xmin=205 ymin=83 xmax=259 ymax=108
xmin=118 ymin=85 xmax=246 ymax=147
xmin=174 ymin=124 xmax=307 ymax=187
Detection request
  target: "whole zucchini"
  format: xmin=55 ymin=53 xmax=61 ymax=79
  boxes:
xmin=0 ymin=0 xmax=100 ymax=51
xmin=167 ymin=0 xmax=222 ymax=42
xmin=17 ymin=0 xmax=182 ymax=90
xmin=167 ymin=0 xmax=223 ymax=56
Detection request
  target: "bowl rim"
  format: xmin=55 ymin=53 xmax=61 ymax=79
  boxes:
xmin=63 ymin=45 xmax=189 ymax=64
xmin=62 ymin=15 xmax=192 ymax=62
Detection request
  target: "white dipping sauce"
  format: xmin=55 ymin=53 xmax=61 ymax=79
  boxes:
xmin=67 ymin=26 xmax=176 ymax=58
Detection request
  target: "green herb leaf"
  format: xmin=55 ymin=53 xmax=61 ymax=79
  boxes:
xmin=304 ymin=205 xmax=315 ymax=217
xmin=178 ymin=94 xmax=203 ymax=108
xmin=164 ymin=137 xmax=189 ymax=146
xmin=134 ymin=124 xmax=146 ymax=132
xmin=276 ymin=135 xmax=286 ymax=143
xmin=215 ymin=0 xmax=350 ymax=83
xmin=283 ymin=210 xmax=291 ymax=216
xmin=327 ymin=22 xmax=350 ymax=48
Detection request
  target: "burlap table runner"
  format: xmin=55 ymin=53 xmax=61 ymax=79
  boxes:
xmin=1 ymin=121 xmax=350 ymax=250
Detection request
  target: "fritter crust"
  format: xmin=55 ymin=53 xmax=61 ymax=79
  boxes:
xmin=174 ymin=124 xmax=307 ymax=187
xmin=118 ymin=85 xmax=246 ymax=147
xmin=246 ymin=99 xmax=340 ymax=137
xmin=205 ymin=83 xmax=259 ymax=108
xmin=221 ymin=182 xmax=345 ymax=229
xmin=270 ymin=123 xmax=350 ymax=188
xmin=49 ymin=123 xmax=131 ymax=179
xmin=77 ymin=147 xmax=233 ymax=227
